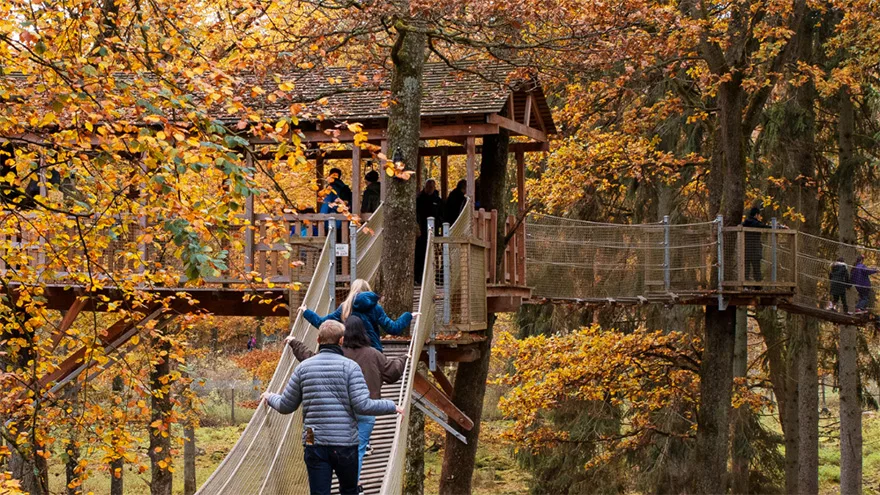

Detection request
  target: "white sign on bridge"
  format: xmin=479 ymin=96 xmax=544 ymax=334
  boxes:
xmin=335 ymin=244 xmax=349 ymax=257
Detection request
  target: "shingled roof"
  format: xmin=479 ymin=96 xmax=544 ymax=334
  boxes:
xmin=1 ymin=62 xmax=557 ymax=135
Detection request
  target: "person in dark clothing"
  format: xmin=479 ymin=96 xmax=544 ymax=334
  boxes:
xmin=261 ymin=321 xmax=401 ymax=495
xmin=361 ymin=170 xmax=381 ymax=214
xmin=286 ymin=315 xmax=406 ymax=485
xmin=742 ymin=207 xmax=770 ymax=282
xmin=829 ymin=258 xmax=850 ymax=313
xmin=415 ymin=179 xmax=443 ymax=283
xmin=443 ymin=179 xmax=467 ymax=224
xmin=850 ymin=255 xmax=878 ymax=312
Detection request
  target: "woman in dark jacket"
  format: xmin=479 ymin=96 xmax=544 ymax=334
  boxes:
xmin=829 ymin=258 xmax=850 ymax=313
xmin=302 ymin=279 xmax=414 ymax=351
xmin=286 ymin=315 xmax=407 ymax=485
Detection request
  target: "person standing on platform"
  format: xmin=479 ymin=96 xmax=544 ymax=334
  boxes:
xmin=286 ymin=315 xmax=407 ymax=490
xmin=415 ymin=179 xmax=442 ymax=283
xmin=828 ymin=257 xmax=851 ymax=313
xmin=361 ymin=170 xmax=381 ymax=214
xmin=320 ymin=168 xmax=353 ymax=235
xmin=850 ymin=255 xmax=878 ymax=312
xmin=443 ymin=179 xmax=467 ymax=224
xmin=742 ymin=207 xmax=770 ymax=283
xmin=261 ymin=321 xmax=402 ymax=495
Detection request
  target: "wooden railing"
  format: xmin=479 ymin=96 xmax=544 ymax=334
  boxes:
xmin=471 ymin=209 xmax=527 ymax=287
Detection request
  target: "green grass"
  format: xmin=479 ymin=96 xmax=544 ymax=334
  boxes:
xmin=48 ymin=424 xmax=248 ymax=495
xmin=816 ymin=407 xmax=880 ymax=495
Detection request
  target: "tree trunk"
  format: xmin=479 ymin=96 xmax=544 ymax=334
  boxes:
xmin=255 ymin=316 xmax=264 ymax=349
xmin=783 ymin=321 xmax=802 ymax=495
xmin=693 ymin=74 xmax=744 ymax=494
xmin=439 ymin=130 xmax=508 ymax=495
xmin=110 ymin=376 xmax=125 ymax=495
xmin=184 ymin=424 xmax=197 ymax=495
xmin=150 ymin=335 xmax=173 ymax=495
xmin=695 ymin=304 xmax=737 ymax=493
xmin=731 ymin=307 xmax=750 ymax=494
xmin=797 ymin=317 xmax=819 ymax=494
xmin=380 ymin=11 xmax=427 ymax=494
xmin=403 ymin=364 xmax=427 ymax=495
xmin=837 ymin=85 xmax=862 ymax=495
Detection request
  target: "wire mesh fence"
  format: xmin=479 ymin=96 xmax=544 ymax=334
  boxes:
xmin=795 ymin=232 xmax=880 ymax=314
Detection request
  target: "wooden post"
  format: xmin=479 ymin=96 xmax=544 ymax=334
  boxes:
xmin=244 ymin=154 xmax=255 ymax=275
xmin=440 ymin=148 xmax=449 ymax=200
xmin=523 ymin=93 xmax=533 ymax=128
xmin=416 ymin=155 xmax=423 ymax=191
xmin=515 ymin=150 xmax=525 ymax=213
xmin=230 ymin=388 xmax=236 ymax=424
xmin=380 ymin=140 xmax=388 ymax=202
xmin=352 ymin=146 xmax=361 ymax=215
xmin=466 ymin=137 xmax=476 ymax=201
xmin=737 ymin=228 xmax=746 ymax=288
xmin=315 ymin=150 xmax=324 ymax=210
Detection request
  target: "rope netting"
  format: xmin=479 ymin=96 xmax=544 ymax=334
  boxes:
xmin=526 ymin=213 xmax=880 ymax=317
xmin=525 ymin=214 xmax=718 ymax=301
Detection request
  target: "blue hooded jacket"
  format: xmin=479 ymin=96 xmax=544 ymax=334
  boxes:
xmin=303 ymin=292 xmax=413 ymax=351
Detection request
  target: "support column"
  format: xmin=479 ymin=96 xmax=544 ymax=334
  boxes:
xmin=440 ymin=148 xmax=449 ymax=200
xmin=352 ymin=146 xmax=361 ymax=215
xmin=465 ymin=137 xmax=476 ymax=201
xmin=380 ymin=140 xmax=388 ymax=202
xmin=515 ymin=150 xmax=525 ymax=213
xmin=315 ymin=150 xmax=325 ymax=210
xmin=244 ymin=153 xmax=255 ymax=275
xmin=416 ymin=155 xmax=423 ymax=190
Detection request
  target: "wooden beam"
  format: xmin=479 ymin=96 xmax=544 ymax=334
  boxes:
xmin=466 ymin=137 xmax=476 ymax=202
xmin=245 ymin=153 xmax=256 ymax=273
xmin=523 ymin=93 xmax=534 ymax=128
xmin=49 ymin=296 xmax=87 ymax=352
xmin=315 ymin=151 xmax=325 ymax=210
xmin=287 ymin=123 xmax=500 ymax=144
xmin=440 ymin=149 xmax=449 ymax=200
xmin=431 ymin=367 xmax=455 ymax=397
xmin=255 ymin=142 xmax=548 ymax=161
xmin=486 ymin=114 xmax=547 ymax=142
xmin=507 ymin=93 xmax=516 ymax=119
xmin=352 ymin=146 xmax=361 ymax=215
xmin=422 ymin=346 xmax=481 ymax=363
xmin=413 ymin=372 xmax=474 ymax=431
xmin=516 ymin=149 xmax=525 ymax=214
xmin=487 ymin=295 xmax=523 ymax=314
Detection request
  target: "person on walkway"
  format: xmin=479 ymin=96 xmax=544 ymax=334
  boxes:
xmin=286 ymin=315 xmax=407 ymax=485
xmin=302 ymin=279 xmax=414 ymax=351
xmin=829 ymin=257 xmax=851 ymax=313
xmin=261 ymin=321 xmax=402 ymax=495
xmin=247 ymin=336 xmax=256 ymax=351
xmin=361 ymin=170 xmax=381 ymax=214
xmin=415 ymin=179 xmax=443 ymax=283
xmin=850 ymin=255 xmax=878 ymax=312
xmin=320 ymin=168 xmax=353 ymax=235
xmin=443 ymin=179 xmax=467 ymax=224
xmin=742 ymin=207 xmax=770 ymax=283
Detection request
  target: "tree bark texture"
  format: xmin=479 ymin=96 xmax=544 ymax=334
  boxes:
xmin=731 ymin=307 xmax=750 ymax=494
xmin=440 ymin=132 xmax=509 ymax=495
xmin=184 ymin=423 xmax=197 ymax=495
xmin=150 ymin=336 xmax=173 ymax=495
xmin=382 ymin=12 xmax=427 ymax=494
xmin=694 ymin=304 xmax=736 ymax=493
xmin=403 ymin=364 xmax=427 ymax=495
xmin=110 ymin=375 xmax=125 ymax=495
xmin=796 ymin=317 xmax=819 ymax=495
xmin=837 ymin=86 xmax=862 ymax=495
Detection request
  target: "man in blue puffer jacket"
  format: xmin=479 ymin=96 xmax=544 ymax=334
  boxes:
xmin=262 ymin=321 xmax=402 ymax=495
xmin=303 ymin=288 xmax=413 ymax=351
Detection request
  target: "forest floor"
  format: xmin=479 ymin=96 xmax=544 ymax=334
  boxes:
xmin=817 ymin=406 xmax=880 ymax=494
xmin=47 ymin=416 xmax=529 ymax=494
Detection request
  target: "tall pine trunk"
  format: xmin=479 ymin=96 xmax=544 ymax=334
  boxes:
xmin=381 ymin=8 xmax=427 ymax=494
xmin=694 ymin=75 xmax=744 ymax=494
xmin=731 ymin=307 xmax=750 ymax=494
xmin=110 ymin=376 xmax=125 ymax=495
xmin=837 ymin=86 xmax=862 ymax=494
xmin=438 ymin=130 xmax=508 ymax=495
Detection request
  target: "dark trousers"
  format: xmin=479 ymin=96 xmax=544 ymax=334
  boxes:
xmin=304 ymin=445 xmax=359 ymax=495
xmin=856 ymin=288 xmax=873 ymax=311
xmin=831 ymin=293 xmax=849 ymax=313
xmin=745 ymin=256 xmax=762 ymax=282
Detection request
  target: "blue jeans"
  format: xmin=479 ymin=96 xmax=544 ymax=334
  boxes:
xmin=356 ymin=415 xmax=376 ymax=477
xmin=303 ymin=445 xmax=358 ymax=495
xmin=857 ymin=288 xmax=873 ymax=311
